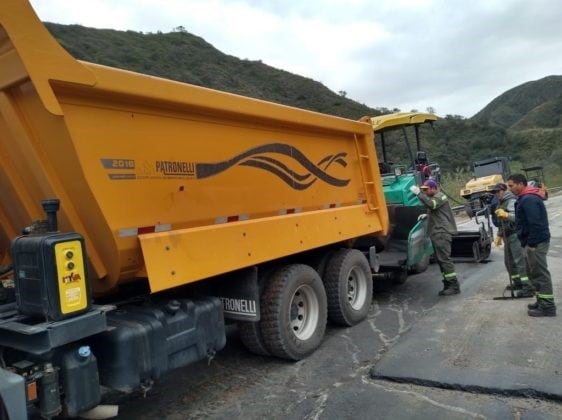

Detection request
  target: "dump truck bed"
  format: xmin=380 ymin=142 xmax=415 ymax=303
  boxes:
xmin=0 ymin=1 xmax=388 ymax=294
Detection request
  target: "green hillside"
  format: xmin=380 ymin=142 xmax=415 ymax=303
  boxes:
xmin=510 ymin=93 xmax=562 ymax=130
xmin=471 ymin=75 xmax=562 ymax=129
xmin=468 ymin=76 xmax=562 ymax=187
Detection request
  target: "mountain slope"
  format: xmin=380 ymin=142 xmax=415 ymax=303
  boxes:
xmin=510 ymin=93 xmax=562 ymax=130
xmin=471 ymin=75 xmax=562 ymax=129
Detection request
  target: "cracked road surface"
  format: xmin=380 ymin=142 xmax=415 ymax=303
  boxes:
xmin=110 ymin=195 xmax=562 ymax=419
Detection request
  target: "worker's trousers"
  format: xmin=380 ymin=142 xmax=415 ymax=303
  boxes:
xmin=505 ymin=233 xmax=530 ymax=286
xmin=431 ymin=232 xmax=456 ymax=280
xmin=525 ymin=242 xmax=556 ymax=308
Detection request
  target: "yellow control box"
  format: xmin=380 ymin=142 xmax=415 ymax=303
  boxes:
xmin=54 ymin=240 xmax=88 ymax=314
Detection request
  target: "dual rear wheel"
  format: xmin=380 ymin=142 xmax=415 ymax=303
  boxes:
xmin=324 ymin=249 xmax=372 ymax=326
xmin=238 ymin=249 xmax=372 ymax=360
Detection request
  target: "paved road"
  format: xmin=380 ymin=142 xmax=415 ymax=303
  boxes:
xmin=111 ymin=195 xmax=562 ymax=419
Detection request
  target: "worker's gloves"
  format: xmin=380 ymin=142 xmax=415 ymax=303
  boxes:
xmin=417 ymin=214 xmax=427 ymax=221
xmin=494 ymin=235 xmax=503 ymax=247
xmin=410 ymin=185 xmax=421 ymax=196
xmin=495 ymin=208 xmax=509 ymax=219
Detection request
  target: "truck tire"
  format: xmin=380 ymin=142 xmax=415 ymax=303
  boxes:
xmin=260 ymin=264 xmax=327 ymax=361
xmin=324 ymin=249 xmax=372 ymax=326
xmin=238 ymin=321 xmax=270 ymax=356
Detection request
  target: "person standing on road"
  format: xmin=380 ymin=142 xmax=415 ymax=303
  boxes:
xmin=493 ymin=182 xmax=535 ymax=298
xmin=507 ymin=173 xmax=556 ymax=317
xmin=410 ymin=179 xmax=460 ymax=295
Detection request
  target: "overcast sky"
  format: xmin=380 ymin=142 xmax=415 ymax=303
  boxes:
xmin=30 ymin=0 xmax=562 ymax=117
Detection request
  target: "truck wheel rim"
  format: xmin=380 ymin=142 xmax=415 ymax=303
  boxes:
xmin=289 ymin=284 xmax=319 ymax=340
xmin=347 ymin=266 xmax=368 ymax=310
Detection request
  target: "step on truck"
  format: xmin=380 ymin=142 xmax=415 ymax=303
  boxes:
xmin=0 ymin=1 xmax=389 ymax=418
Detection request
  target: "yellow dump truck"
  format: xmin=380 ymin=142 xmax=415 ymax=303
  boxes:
xmin=0 ymin=2 xmax=389 ymax=417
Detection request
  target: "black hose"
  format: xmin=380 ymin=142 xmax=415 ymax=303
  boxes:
xmin=438 ymin=185 xmax=466 ymax=206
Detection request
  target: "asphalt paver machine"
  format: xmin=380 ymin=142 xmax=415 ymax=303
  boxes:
xmin=367 ymin=113 xmax=492 ymax=266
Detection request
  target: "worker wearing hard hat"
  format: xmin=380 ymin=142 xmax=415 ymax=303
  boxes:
xmin=410 ymin=179 xmax=460 ymax=296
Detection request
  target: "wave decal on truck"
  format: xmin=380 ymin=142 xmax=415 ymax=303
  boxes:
xmin=196 ymin=143 xmax=350 ymax=190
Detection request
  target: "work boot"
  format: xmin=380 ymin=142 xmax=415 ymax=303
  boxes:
xmin=528 ymin=298 xmax=556 ymax=317
xmin=438 ymin=280 xmax=449 ymax=296
xmin=528 ymin=306 xmax=557 ymax=317
xmin=527 ymin=299 xmax=539 ymax=310
xmin=440 ymin=278 xmax=460 ymax=296
xmin=516 ymin=284 xmax=535 ymax=298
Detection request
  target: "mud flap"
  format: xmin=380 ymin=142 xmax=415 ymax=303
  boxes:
xmin=212 ymin=267 xmax=260 ymax=321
